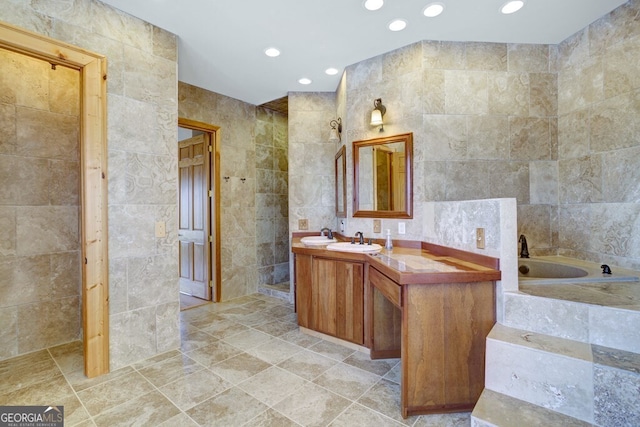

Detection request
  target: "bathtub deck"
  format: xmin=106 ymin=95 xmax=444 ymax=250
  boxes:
xmin=519 ymin=280 xmax=640 ymax=311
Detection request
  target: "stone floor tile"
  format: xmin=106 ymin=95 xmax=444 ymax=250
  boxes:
xmin=186 ymin=387 xmax=268 ymax=427
xmin=273 ymin=382 xmax=351 ymax=427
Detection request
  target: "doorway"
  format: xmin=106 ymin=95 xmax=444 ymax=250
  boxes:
xmin=178 ymin=118 xmax=221 ymax=308
xmin=0 ymin=21 xmax=109 ymax=377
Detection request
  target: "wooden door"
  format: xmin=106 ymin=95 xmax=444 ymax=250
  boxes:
xmin=178 ymin=134 xmax=210 ymax=299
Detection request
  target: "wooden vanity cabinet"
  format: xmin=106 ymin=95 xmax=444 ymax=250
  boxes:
xmin=294 ymin=254 xmax=364 ymax=345
xmin=368 ymin=265 xmax=496 ymax=418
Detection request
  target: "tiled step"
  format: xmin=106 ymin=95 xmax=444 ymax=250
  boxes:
xmin=483 ymin=323 xmax=640 ymax=426
xmin=503 ymin=291 xmax=640 ymax=354
xmin=471 ymin=389 xmax=592 ymax=427
xmin=257 ymin=284 xmax=292 ymax=303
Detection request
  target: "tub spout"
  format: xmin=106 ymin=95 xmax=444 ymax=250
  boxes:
xmin=519 ymin=234 xmax=529 ymax=258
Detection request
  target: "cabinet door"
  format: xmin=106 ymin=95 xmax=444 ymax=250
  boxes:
xmin=312 ymin=258 xmax=364 ymax=344
xmin=295 ymin=254 xmax=313 ymax=328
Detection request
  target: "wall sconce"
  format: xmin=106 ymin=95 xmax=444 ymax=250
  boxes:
xmin=370 ymin=98 xmax=386 ymax=132
xmin=329 ymin=117 xmax=342 ymax=142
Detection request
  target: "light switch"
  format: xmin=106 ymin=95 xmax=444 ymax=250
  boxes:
xmin=476 ymin=228 xmax=485 ymax=249
xmin=155 ymin=221 xmax=166 ymax=238
xmin=398 ymin=222 xmax=406 ymax=234
xmin=373 ymin=219 xmax=381 ymax=233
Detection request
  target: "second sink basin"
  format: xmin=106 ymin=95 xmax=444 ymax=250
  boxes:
xmin=301 ymin=236 xmax=337 ymax=246
xmin=327 ymin=242 xmax=382 ymax=253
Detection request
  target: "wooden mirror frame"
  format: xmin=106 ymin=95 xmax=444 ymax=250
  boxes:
xmin=335 ymin=145 xmax=347 ymax=218
xmin=353 ymin=132 xmax=413 ymax=219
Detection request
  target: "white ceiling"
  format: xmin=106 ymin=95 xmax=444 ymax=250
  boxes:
xmin=100 ymin=0 xmax=627 ymax=106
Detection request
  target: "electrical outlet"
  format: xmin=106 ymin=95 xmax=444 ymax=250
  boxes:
xmin=398 ymin=222 xmax=406 ymax=235
xmin=476 ymin=228 xmax=485 ymax=249
xmin=298 ymin=219 xmax=309 ymax=230
xmin=373 ymin=219 xmax=382 ymax=233
xmin=155 ymin=221 xmax=166 ymax=238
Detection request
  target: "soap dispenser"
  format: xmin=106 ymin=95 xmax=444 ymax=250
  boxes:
xmin=385 ymin=229 xmax=393 ymax=251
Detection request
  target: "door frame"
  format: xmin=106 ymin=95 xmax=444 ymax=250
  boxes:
xmin=178 ymin=118 xmax=221 ymax=302
xmin=0 ymin=21 xmax=109 ymax=377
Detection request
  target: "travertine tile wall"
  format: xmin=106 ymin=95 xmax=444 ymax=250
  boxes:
xmin=255 ymin=107 xmax=290 ymax=288
xmin=288 ymin=92 xmax=341 ymax=235
xmin=178 ymin=82 xmax=259 ymax=300
xmin=292 ymin=0 xmax=640 ymax=272
xmin=338 ymin=40 xmax=557 ymax=247
xmin=0 ymin=50 xmax=81 ymax=361
xmin=1 ymin=0 xmax=180 ymax=368
xmin=555 ymin=0 xmax=640 ymax=270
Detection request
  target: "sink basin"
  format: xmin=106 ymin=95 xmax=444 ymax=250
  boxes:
xmin=326 ymin=242 xmax=382 ymax=253
xmin=301 ymin=236 xmax=337 ymax=246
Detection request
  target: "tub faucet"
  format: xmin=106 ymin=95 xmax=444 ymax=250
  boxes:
xmin=519 ymin=234 xmax=529 ymax=258
xmin=355 ymin=231 xmax=364 ymax=245
xmin=320 ymin=227 xmax=333 ymax=239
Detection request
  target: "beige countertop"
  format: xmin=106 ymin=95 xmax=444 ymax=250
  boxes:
xmin=292 ymin=234 xmax=501 ymax=285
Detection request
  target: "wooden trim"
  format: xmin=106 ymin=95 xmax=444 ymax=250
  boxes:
xmin=335 ymin=145 xmax=346 ymax=218
xmin=178 ymin=118 xmax=221 ymax=302
xmin=0 ymin=20 xmax=110 ymax=377
xmin=353 ymin=132 xmax=413 ymax=219
xmin=80 ymin=56 xmax=109 ymax=378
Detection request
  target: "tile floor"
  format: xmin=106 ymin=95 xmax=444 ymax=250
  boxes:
xmin=0 ymin=293 xmax=471 ymax=426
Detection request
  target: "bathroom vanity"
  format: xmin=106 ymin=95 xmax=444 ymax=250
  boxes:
xmin=292 ymin=235 xmax=501 ymax=418
xmin=295 ymin=251 xmax=364 ymax=345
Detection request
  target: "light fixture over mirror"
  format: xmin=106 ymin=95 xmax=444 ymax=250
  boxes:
xmin=329 ymin=117 xmax=342 ymax=142
xmin=370 ymin=98 xmax=386 ymax=132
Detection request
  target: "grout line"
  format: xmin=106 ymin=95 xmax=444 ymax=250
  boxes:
xmin=48 ymin=348 xmax=96 ymax=427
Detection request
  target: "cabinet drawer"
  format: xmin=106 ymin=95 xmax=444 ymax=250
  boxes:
xmin=369 ymin=267 xmax=401 ymax=308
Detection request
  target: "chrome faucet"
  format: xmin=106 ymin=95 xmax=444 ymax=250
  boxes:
xmin=320 ymin=227 xmax=333 ymax=239
xmin=519 ymin=234 xmax=529 ymax=258
xmin=355 ymin=231 xmax=364 ymax=245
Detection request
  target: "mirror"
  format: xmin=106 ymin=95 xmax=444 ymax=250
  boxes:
xmin=335 ymin=146 xmax=347 ymax=217
xmin=353 ymin=132 xmax=413 ymax=218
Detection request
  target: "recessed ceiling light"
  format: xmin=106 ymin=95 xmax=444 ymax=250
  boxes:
xmin=363 ymin=0 xmax=383 ymax=11
xmin=264 ymin=47 xmax=280 ymax=57
xmin=325 ymin=68 xmax=339 ymax=76
xmin=500 ymin=0 xmax=524 ymax=14
xmin=423 ymin=3 xmax=444 ymax=18
xmin=298 ymin=78 xmax=312 ymax=85
xmin=388 ymin=19 xmax=407 ymax=32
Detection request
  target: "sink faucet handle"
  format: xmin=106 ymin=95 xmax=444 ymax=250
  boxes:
xmin=320 ymin=227 xmax=333 ymax=239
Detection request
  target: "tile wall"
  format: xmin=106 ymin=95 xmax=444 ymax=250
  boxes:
xmin=1 ymin=0 xmax=180 ymax=368
xmin=339 ymin=40 xmax=557 ymax=248
xmin=288 ymin=92 xmax=341 ymax=234
xmin=290 ymin=0 xmax=640 ymax=272
xmin=0 ymin=50 xmax=81 ymax=360
xmin=555 ymin=0 xmax=640 ymax=270
xmin=179 ymin=83 xmax=292 ymax=300
xmin=178 ymin=82 xmax=257 ymax=300
xmin=255 ymin=107 xmax=290 ymax=288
